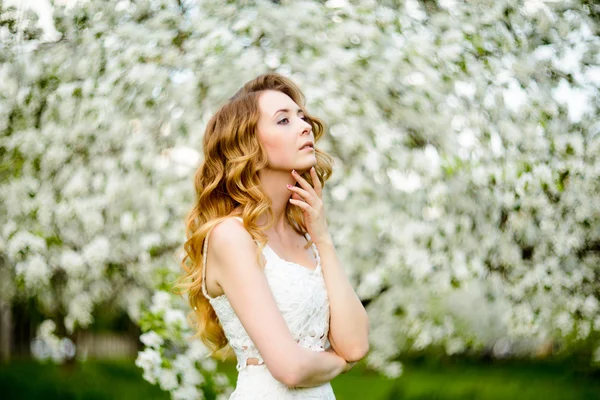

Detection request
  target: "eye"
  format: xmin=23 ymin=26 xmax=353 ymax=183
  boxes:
xmin=277 ymin=115 xmax=309 ymax=125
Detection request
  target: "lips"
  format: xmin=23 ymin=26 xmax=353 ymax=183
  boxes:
xmin=299 ymin=142 xmax=314 ymax=150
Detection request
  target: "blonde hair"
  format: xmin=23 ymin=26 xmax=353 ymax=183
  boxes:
xmin=174 ymin=72 xmax=334 ymax=357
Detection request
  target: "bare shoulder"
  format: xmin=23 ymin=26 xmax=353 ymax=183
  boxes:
xmin=207 ymin=217 xmax=260 ymax=275
xmin=208 ymin=217 xmax=248 ymax=249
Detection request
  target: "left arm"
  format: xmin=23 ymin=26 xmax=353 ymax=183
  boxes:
xmin=288 ymin=167 xmax=370 ymax=364
xmin=317 ymin=235 xmax=370 ymax=363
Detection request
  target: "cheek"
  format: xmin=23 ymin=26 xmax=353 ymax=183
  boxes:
xmin=262 ymin=135 xmax=295 ymax=166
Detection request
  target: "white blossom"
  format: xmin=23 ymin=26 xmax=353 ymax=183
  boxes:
xmin=172 ymin=385 xmax=202 ymax=400
xmin=164 ymin=309 xmax=187 ymax=329
xmin=15 ymin=254 xmax=50 ymax=289
xmin=150 ymin=291 xmax=172 ymax=314
xmin=2 ymin=1 xmax=599 ymax=398
xmin=135 ymin=348 xmax=162 ymax=385
xmin=158 ymin=368 xmax=179 ymax=391
xmin=140 ymin=331 xmax=164 ymax=349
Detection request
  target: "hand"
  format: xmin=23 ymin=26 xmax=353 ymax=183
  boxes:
xmin=342 ymin=361 xmax=358 ymax=374
xmin=287 ymin=167 xmax=330 ymax=245
xmin=325 ymin=346 xmax=356 ymax=374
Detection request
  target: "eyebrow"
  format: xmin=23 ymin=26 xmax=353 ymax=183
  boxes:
xmin=272 ymin=107 xmax=305 ymax=118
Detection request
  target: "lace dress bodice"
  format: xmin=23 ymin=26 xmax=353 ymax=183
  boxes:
xmin=201 ymin=217 xmax=335 ymax=399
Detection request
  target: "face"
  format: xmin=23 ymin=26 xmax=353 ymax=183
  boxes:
xmin=256 ymin=90 xmax=316 ymax=173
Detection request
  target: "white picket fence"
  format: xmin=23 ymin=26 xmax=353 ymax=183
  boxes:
xmin=75 ymin=331 xmax=138 ymax=359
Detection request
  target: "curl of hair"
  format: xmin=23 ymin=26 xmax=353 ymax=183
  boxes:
xmin=173 ymin=72 xmax=334 ymax=359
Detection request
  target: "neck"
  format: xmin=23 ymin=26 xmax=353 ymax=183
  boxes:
xmin=256 ymin=168 xmax=299 ymax=236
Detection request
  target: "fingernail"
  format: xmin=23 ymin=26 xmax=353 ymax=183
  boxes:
xmin=286 ymin=184 xmax=292 ymax=188
xmin=292 ymin=170 xmax=296 ymax=174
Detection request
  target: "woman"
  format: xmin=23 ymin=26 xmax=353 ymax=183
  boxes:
xmin=177 ymin=73 xmax=370 ymax=399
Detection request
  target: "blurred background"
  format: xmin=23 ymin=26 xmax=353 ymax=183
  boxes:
xmin=1 ymin=0 xmax=599 ymax=399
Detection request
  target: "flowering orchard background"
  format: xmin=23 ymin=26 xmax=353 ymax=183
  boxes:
xmin=1 ymin=0 xmax=599 ymax=399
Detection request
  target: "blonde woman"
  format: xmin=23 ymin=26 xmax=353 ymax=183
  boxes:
xmin=177 ymin=73 xmax=369 ymax=399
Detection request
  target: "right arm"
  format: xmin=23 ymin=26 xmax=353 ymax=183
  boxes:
xmin=209 ymin=219 xmax=349 ymax=387
xmin=292 ymin=347 xmax=357 ymax=388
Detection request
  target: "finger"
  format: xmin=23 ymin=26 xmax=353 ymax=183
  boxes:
xmin=292 ymin=193 xmax=310 ymax=205
xmin=286 ymin=185 xmax=313 ymax=205
xmin=289 ymin=198 xmax=310 ymax=211
xmin=291 ymin=192 xmax=302 ymax=200
xmin=292 ymin=169 xmax=317 ymax=196
xmin=310 ymin=166 xmax=322 ymax=198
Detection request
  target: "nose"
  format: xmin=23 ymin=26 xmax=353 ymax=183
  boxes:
xmin=301 ymin=120 xmax=312 ymax=136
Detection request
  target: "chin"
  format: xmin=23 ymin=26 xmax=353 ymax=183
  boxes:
xmin=296 ymin=162 xmax=316 ymax=172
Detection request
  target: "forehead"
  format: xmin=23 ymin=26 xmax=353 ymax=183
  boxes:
xmin=258 ymin=90 xmax=300 ymax=115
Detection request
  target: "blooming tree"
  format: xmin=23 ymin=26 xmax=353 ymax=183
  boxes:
xmin=1 ymin=0 xmax=599 ymax=398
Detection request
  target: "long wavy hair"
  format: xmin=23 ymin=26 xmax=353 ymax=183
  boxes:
xmin=174 ymin=72 xmax=334 ymax=358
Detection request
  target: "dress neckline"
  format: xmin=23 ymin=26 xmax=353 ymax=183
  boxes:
xmin=205 ymin=217 xmax=322 ymax=303
xmin=208 ymin=244 xmax=321 ymax=303
xmin=264 ymin=242 xmax=321 ymax=274
xmin=229 ymin=215 xmax=321 ymax=274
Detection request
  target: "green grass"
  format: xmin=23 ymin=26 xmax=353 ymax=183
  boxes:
xmin=217 ymin=356 xmax=600 ymax=400
xmin=0 ymin=359 xmax=169 ymax=400
xmin=1 ymin=357 xmax=598 ymax=400
xmin=384 ymin=358 xmax=600 ymax=400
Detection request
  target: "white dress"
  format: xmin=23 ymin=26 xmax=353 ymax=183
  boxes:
xmin=201 ymin=217 xmax=336 ymax=399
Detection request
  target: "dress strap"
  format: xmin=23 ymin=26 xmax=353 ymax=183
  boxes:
xmin=201 ymin=216 xmax=244 ymax=301
xmin=304 ymin=232 xmax=321 ymax=268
